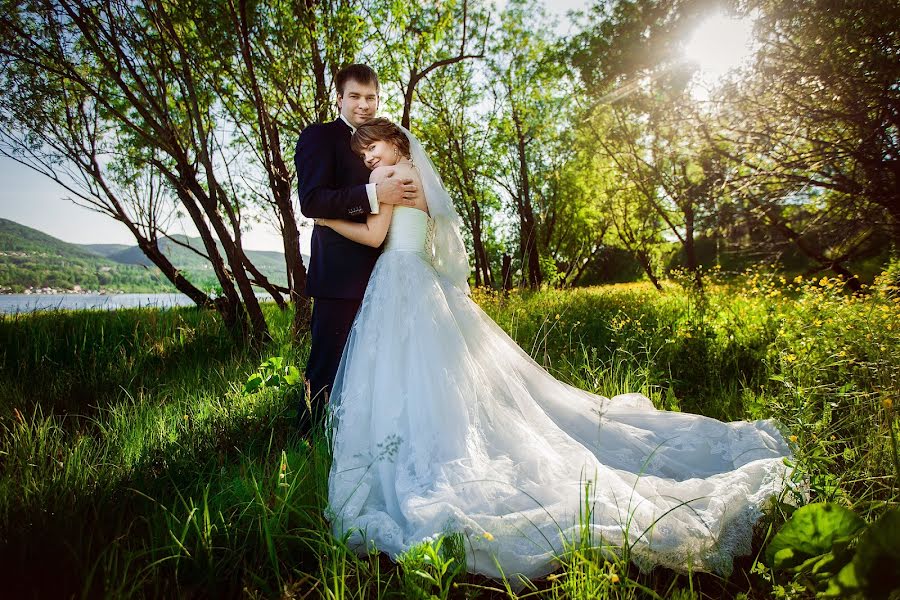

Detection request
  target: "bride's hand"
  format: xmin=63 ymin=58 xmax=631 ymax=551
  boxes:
xmin=315 ymin=218 xmax=330 ymax=228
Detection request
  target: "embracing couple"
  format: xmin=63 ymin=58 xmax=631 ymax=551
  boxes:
xmin=294 ymin=64 xmax=792 ymax=584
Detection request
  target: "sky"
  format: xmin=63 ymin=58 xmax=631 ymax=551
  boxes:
xmin=0 ymin=0 xmax=589 ymax=253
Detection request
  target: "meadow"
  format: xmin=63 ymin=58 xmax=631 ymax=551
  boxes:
xmin=1 ymin=272 xmax=898 ymax=599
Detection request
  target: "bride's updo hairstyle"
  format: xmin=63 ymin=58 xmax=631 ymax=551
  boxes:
xmin=350 ymin=118 xmax=411 ymax=160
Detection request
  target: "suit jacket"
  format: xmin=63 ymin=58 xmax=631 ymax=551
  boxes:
xmin=295 ymin=118 xmax=381 ymax=299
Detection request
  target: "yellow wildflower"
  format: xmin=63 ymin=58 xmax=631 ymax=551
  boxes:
xmin=184 ymin=414 xmax=189 ymax=421
xmin=884 ymin=397 xmax=894 ymax=411
xmin=789 ymin=435 xmax=798 ymax=443
xmin=482 ymin=532 xmax=494 ymax=541
xmin=555 ymin=314 xmax=560 ymax=320
xmin=610 ymin=573 xmax=620 ymax=584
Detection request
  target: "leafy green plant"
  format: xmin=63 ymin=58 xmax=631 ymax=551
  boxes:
xmin=765 ymin=503 xmax=900 ymax=599
xmin=396 ymin=533 xmax=465 ymax=600
xmin=243 ymin=356 xmax=302 ymax=395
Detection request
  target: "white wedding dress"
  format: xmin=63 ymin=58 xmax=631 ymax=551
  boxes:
xmin=327 ymin=206 xmax=792 ymax=583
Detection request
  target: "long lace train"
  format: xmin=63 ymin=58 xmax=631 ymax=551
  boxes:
xmin=328 ymin=209 xmax=791 ymax=582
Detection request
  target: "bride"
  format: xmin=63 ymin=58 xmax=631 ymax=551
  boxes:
xmin=314 ymin=118 xmax=792 ymax=583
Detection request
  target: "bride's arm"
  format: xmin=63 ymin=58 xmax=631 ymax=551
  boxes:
xmin=316 ymin=205 xmax=393 ymax=248
xmin=315 ymin=167 xmax=397 ymax=248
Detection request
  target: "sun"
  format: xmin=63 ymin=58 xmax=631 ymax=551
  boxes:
xmin=684 ymin=11 xmax=757 ymax=90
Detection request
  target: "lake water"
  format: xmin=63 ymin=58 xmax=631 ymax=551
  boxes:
xmin=0 ymin=293 xmax=206 ymax=314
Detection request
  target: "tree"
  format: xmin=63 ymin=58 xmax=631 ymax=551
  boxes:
xmin=705 ymin=0 xmax=899 ymax=287
xmin=487 ymin=0 xmax=570 ymax=289
xmin=0 ymin=0 xmax=370 ymax=342
xmin=362 ymin=0 xmax=487 ymax=129
xmin=0 ymin=4 xmax=217 ymax=310
xmin=570 ymin=0 xmax=897 ymax=288
xmin=530 ymin=126 xmax=611 ymax=288
xmin=417 ymin=61 xmax=499 ymax=288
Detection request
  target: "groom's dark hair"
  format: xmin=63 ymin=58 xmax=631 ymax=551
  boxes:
xmin=335 ymin=64 xmax=380 ymax=95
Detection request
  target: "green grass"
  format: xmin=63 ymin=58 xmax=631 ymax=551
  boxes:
xmin=1 ymin=275 xmax=897 ymax=598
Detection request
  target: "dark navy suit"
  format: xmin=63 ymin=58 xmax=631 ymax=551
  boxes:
xmin=295 ymin=118 xmax=381 ymax=426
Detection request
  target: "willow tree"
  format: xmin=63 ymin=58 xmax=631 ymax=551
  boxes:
xmin=0 ymin=0 xmax=368 ymax=343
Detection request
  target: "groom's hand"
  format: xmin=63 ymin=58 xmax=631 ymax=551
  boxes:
xmin=375 ymin=169 xmax=417 ymax=207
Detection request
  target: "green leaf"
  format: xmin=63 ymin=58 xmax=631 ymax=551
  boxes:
xmin=243 ymin=372 xmax=263 ymax=394
xmin=824 ymin=561 xmax=861 ymax=597
xmin=808 ymin=551 xmax=838 ymax=576
xmin=413 ymin=569 xmax=438 ymax=584
xmin=847 ymin=509 xmax=900 ymax=598
xmin=765 ymin=503 xmax=865 ymax=569
xmin=283 ymin=366 xmax=301 ymax=386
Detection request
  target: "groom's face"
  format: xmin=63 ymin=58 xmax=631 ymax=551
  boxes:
xmin=338 ymin=79 xmax=379 ymax=128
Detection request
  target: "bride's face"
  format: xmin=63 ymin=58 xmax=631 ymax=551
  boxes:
xmin=361 ymin=139 xmax=399 ymax=170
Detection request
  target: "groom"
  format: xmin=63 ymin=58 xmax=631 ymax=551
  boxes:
xmin=294 ymin=64 xmax=416 ymax=432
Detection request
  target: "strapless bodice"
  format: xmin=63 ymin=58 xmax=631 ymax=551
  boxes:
xmin=384 ymin=206 xmax=434 ymax=254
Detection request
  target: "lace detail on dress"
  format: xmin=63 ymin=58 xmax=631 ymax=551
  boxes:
xmin=424 ymin=217 xmax=436 ymax=263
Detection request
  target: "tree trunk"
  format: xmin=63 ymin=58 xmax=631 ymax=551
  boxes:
xmin=682 ymin=204 xmax=703 ymax=293
xmin=471 ymin=198 xmax=493 ymax=288
xmin=199 ymin=191 xmax=270 ymax=346
xmin=569 ymin=242 xmax=604 ymax=287
xmin=512 ymin=110 xmax=542 ymax=289
xmin=472 ymin=255 xmax=483 ymax=288
xmin=750 ymin=195 xmax=863 ymax=292
xmin=501 ymin=253 xmax=513 ymax=292
xmin=637 ymin=250 xmax=663 ymax=291
xmin=169 ymin=181 xmax=249 ymax=338
xmin=233 ymin=0 xmax=310 ymax=335
xmin=137 ymin=238 xmax=211 ymax=307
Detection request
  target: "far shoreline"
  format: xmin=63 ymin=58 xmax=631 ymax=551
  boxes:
xmin=0 ymin=288 xmax=152 ymax=295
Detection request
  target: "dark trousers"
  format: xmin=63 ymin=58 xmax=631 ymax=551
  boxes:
xmin=302 ymin=297 xmax=362 ymax=432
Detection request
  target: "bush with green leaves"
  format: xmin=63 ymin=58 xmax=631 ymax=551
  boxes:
xmin=763 ymin=503 xmax=900 ymax=599
xmin=243 ymin=356 xmax=303 ymax=395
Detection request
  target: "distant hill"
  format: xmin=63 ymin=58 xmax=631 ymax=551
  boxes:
xmin=1 ymin=219 xmax=111 ymax=261
xmin=0 ymin=218 xmax=294 ymax=293
xmin=80 ymin=243 xmax=132 ymax=258
xmin=91 ymin=234 xmax=293 ymax=273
